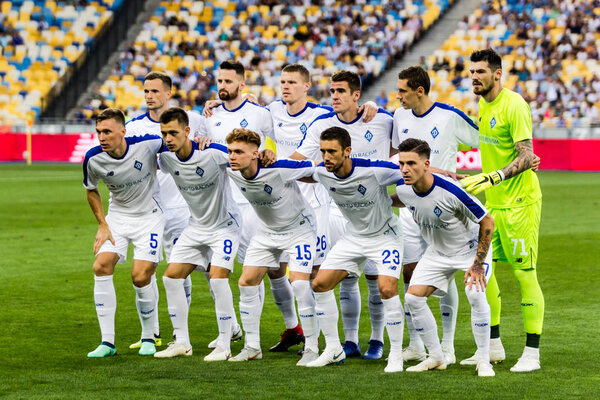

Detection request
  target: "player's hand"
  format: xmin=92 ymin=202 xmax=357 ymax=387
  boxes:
xmin=531 ymin=153 xmax=541 ymax=172
xmin=94 ymin=223 xmax=114 ymax=255
xmin=442 ymin=170 xmax=468 ymax=181
xmin=359 ymin=101 xmax=379 ymax=123
xmin=460 ymin=171 xmax=503 ymax=195
xmin=202 ymin=100 xmax=223 ymax=117
xmin=465 ymin=262 xmax=487 ymax=292
xmin=242 ymin=92 xmax=259 ymax=104
xmin=259 ymin=149 xmax=276 ymax=167
xmin=194 ymin=135 xmax=213 ymax=150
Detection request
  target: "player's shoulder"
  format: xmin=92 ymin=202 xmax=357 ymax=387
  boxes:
xmin=309 ymin=110 xmax=336 ymax=127
xmin=268 ymin=159 xmax=314 ymax=169
xmin=434 ymin=102 xmax=478 ymax=129
xmin=376 ymin=107 xmax=394 ymax=119
xmin=244 ymin=100 xmax=270 ymax=113
xmin=353 ymin=158 xmax=399 ymax=170
xmin=501 ymin=88 xmax=530 ymax=110
xmin=431 ymin=173 xmax=469 ymax=196
xmin=125 ymin=133 xmax=162 ymax=145
xmin=83 ymin=145 xmax=104 ymax=164
xmin=126 ymin=112 xmax=155 ymax=126
xmin=205 ymin=142 xmax=228 ymax=153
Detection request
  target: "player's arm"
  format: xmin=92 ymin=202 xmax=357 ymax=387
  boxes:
xmin=389 ymin=193 xmax=405 ymax=208
xmin=501 ymin=139 xmax=537 ymax=179
xmin=359 ymin=100 xmax=379 ymax=123
xmin=465 ymin=213 xmax=494 ymax=292
xmin=86 ymin=188 xmax=115 ymax=254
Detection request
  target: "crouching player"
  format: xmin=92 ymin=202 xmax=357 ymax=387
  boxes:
xmin=307 ymin=127 xmax=405 ymax=373
xmin=84 ymin=108 xmax=164 ymax=357
xmin=225 ymin=128 xmax=320 ymax=365
xmin=391 ymin=138 xmax=496 ymax=377
xmin=154 ymin=108 xmax=241 ymax=361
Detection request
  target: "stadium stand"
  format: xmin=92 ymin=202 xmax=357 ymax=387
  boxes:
xmin=76 ymin=0 xmax=455 ymax=122
xmin=382 ymin=0 xmax=600 ymax=129
xmin=0 ymin=0 xmax=124 ymax=125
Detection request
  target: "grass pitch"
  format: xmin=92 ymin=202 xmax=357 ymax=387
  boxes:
xmin=0 ymin=164 xmax=599 ymax=399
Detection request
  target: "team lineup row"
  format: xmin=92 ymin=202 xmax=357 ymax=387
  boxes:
xmin=83 ymin=49 xmax=544 ymax=376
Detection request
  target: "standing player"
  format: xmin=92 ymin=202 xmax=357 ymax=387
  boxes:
xmin=83 ymin=109 xmax=163 ymax=357
xmin=224 ymin=129 xmax=319 ymax=365
xmin=392 ymin=66 xmax=480 ymax=364
xmin=153 ymin=108 xmax=240 ymax=361
xmin=290 ymin=70 xmax=394 ymax=360
xmin=306 ymin=127 xmax=405 ymax=373
xmin=125 ymin=71 xmax=206 ymax=349
xmin=392 ymin=138 xmax=495 ymax=377
xmin=461 ymin=49 xmax=544 ymax=372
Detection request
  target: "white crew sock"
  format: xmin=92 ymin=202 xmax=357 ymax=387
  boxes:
xmin=366 ymin=278 xmax=384 ymax=343
xmin=163 ymin=276 xmax=190 ymax=346
xmin=381 ymin=295 xmax=404 ymax=352
xmin=405 ymin=293 xmax=443 ymax=360
xmin=292 ymin=280 xmax=317 ymax=352
xmin=239 ymin=285 xmax=262 ymax=349
xmin=94 ymin=275 xmax=116 ymax=345
xmin=440 ymin=278 xmax=458 ymax=350
xmin=466 ymin=286 xmax=491 ymax=361
xmin=270 ymin=276 xmax=298 ymax=329
xmin=404 ymin=283 xmax=424 ymax=351
xmin=314 ymin=290 xmax=341 ymax=348
xmin=339 ymin=276 xmax=360 ymax=344
xmin=211 ymin=278 xmax=234 ymax=351
xmin=184 ymin=274 xmax=193 ymax=307
xmin=134 ymin=281 xmax=157 ymax=341
xmin=151 ymin=273 xmax=160 ymax=337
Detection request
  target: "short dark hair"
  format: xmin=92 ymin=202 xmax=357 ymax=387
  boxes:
xmin=398 ymin=138 xmax=430 ymax=159
xmin=282 ymin=63 xmax=310 ymax=82
xmin=320 ymin=126 xmax=351 ymax=149
xmin=96 ymin=108 xmax=125 ymax=127
xmin=398 ymin=66 xmax=431 ymax=94
xmin=160 ymin=107 xmax=189 ymax=127
xmin=219 ymin=60 xmax=245 ymax=78
xmin=331 ymin=70 xmax=361 ymax=93
xmin=226 ymin=128 xmax=261 ymax=148
xmin=470 ymin=49 xmax=502 ymax=72
xmin=144 ymin=71 xmax=172 ymax=89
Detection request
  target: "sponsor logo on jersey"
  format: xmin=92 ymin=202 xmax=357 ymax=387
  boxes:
xmin=300 ymin=123 xmax=307 ymax=134
xmin=134 ymin=160 xmax=143 ymax=171
xmin=240 ymin=118 xmax=248 ymax=128
xmin=490 ymin=116 xmax=496 ymax=129
xmin=264 ymin=184 xmax=273 ymax=195
xmin=364 ymin=130 xmax=373 ymax=142
xmin=106 ymin=171 xmax=114 ymax=177
xmin=430 ymin=127 xmax=440 ymax=139
xmin=433 ymin=205 xmax=442 ymax=218
xmin=195 ymin=167 xmax=204 ymax=177
xmin=357 ymin=184 xmax=367 ymax=196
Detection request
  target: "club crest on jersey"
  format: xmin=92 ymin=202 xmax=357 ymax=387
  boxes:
xmin=364 ymin=130 xmax=373 ymax=142
xmin=357 ymin=184 xmax=367 ymax=196
xmin=300 ymin=123 xmax=307 ymax=134
xmin=490 ymin=117 xmax=496 ymax=129
xmin=134 ymin=160 xmax=143 ymax=171
xmin=195 ymin=167 xmax=204 ymax=177
xmin=106 ymin=171 xmax=114 ymax=177
xmin=240 ymin=119 xmax=248 ymax=128
xmin=433 ymin=206 xmax=442 ymax=218
xmin=430 ymin=127 xmax=440 ymax=139
xmin=264 ymin=184 xmax=273 ymax=195
xmin=215 ymin=122 xmax=222 ymax=126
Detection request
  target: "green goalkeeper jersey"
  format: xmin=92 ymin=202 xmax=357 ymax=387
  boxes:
xmin=478 ymin=88 xmax=542 ymax=209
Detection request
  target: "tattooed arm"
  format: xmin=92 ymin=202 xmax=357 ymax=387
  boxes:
xmin=501 ymin=139 xmax=536 ymax=180
xmin=465 ymin=213 xmax=495 ymax=291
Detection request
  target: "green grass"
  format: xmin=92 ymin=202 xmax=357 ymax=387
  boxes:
xmin=1 ymin=164 xmax=599 ymax=399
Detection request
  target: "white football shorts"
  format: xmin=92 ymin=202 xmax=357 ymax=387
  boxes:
xmin=237 ymin=202 xmax=260 ymax=264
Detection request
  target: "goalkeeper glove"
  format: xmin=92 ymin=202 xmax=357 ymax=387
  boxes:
xmin=460 ymin=170 xmax=504 ymax=195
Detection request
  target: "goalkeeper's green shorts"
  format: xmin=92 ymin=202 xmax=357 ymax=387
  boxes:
xmin=489 ymin=199 xmax=541 ymax=270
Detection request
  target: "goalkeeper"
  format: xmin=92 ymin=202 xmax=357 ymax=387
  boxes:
xmin=460 ymin=49 xmax=544 ymax=373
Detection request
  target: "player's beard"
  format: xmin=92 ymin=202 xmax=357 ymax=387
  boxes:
xmin=473 ymin=80 xmax=493 ymax=97
xmin=219 ymin=87 xmax=239 ymax=101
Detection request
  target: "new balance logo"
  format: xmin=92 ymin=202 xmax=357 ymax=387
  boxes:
xmin=224 ymin=256 xmax=231 ymax=261
xmin=330 ymin=187 xmax=336 ymax=192
xmin=240 ymin=119 xmax=248 ymax=128
xmin=134 ymin=160 xmax=143 ymax=171
xmin=442 ymin=312 xmax=450 ymax=317
xmin=278 ymin=122 xmax=283 ymax=127
xmin=169 ymin=313 xmax=176 ymax=317
xmin=216 ymin=122 xmax=222 ymax=126
xmin=196 ymin=167 xmax=204 ymax=177
xmin=106 ymin=171 xmax=114 ymax=177
xmin=490 ymin=116 xmax=496 ymax=129
xmin=402 ymin=128 xmax=409 ymax=134
xmin=175 ymin=171 xmax=180 ymax=175
xmin=357 ymin=184 xmax=367 ymax=196
xmin=388 ymin=266 xmax=397 ymax=271
xmin=150 ymin=250 xmax=156 ymax=255
xmin=433 ymin=206 xmax=442 ymax=218
xmin=301 ymin=261 xmax=309 ymax=266
xmin=241 ymin=187 xmax=246 ymax=192
xmin=264 ymin=184 xmax=273 ymax=195
xmin=364 ymin=130 xmax=373 ymax=142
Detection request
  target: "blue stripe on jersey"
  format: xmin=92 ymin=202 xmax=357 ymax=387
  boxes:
xmin=434 ymin=102 xmax=479 ymax=131
xmin=83 ymin=145 xmax=104 ymax=186
xmin=395 ymin=178 xmax=405 ymax=186
xmin=352 ymin=158 xmax=400 ymax=170
xmin=433 ymin=174 xmax=486 ymax=219
xmin=377 ymin=108 xmax=393 ymax=117
xmin=269 ymin=159 xmax=314 ymax=169
xmin=126 ymin=112 xmax=150 ymax=125
xmin=307 ymin=111 xmax=336 ymax=129
xmin=125 ymin=134 xmax=162 ymax=145
xmin=317 ymin=161 xmax=325 ymax=167
xmin=207 ymin=143 xmax=228 ymax=153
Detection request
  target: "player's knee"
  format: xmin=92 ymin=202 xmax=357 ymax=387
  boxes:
xmin=378 ymin=285 xmax=397 ymax=300
xmin=93 ymin=259 xmax=113 ymax=276
xmin=465 ymin=287 xmax=489 ymax=313
xmin=131 ymin=270 xmax=152 ymax=287
xmin=404 ymin=292 xmax=426 ymax=311
xmin=311 ymin=278 xmax=329 ymax=293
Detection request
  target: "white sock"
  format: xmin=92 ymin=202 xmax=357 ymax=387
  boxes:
xmin=239 ymin=285 xmax=262 ymax=349
xmin=440 ymin=278 xmax=458 ymax=350
xmin=339 ymin=276 xmax=360 ymax=344
xmin=314 ymin=290 xmax=341 ymax=348
xmin=292 ymin=280 xmax=317 ymax=352
xmin=405 ymin=293 xmax=443 ymax=360
xmin=466 ymin=286 xmax=490 ymax=361
xmin=163 ymin=276 xmax=190 ymax=346
xmin=404 ymin=283 xmax=424 ymax=351
xmin=211 ymin=278 xmax=234 ymax=351
xmin=134 ymin=281 xmax=157 ymax=341
xmin=184 ymin=274 xmax=193 ymax=307
xmin=381 ymin=295 xmax=404 ymax=352
xmin=258 ymin=279 xmax=265 ymax=312
xmin=151 ymin=274 xmax=160 ymax=337
xmin=94 ymin=275 xmax=116 ymax=345
xmin=270 ymin=276 xmax=298 ymax=330
xmin=366 ymin=278 xmax=384 ymax=343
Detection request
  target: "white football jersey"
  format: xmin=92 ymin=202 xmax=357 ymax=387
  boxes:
xmin=126 ymin=110 xmax=204 ymax=209
xmin=296 ymin=108 xmax=394 ymax=161
xmin=392 ymin=102 xmax=479 ymax=172
xmin=395 ymin=173 xmax=487 ymax=256
xmin=227 ymin=160 xmax=316 ymax=233
xmin=83 ymin=134 xmax=163 ymax=216
xmin=313 ymin=158 xmax=403 ymax=237
xmin=269 ymin=99 xmax=332 ymax=208
xmin=159 ymin=142 xmax=240 ymax=230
